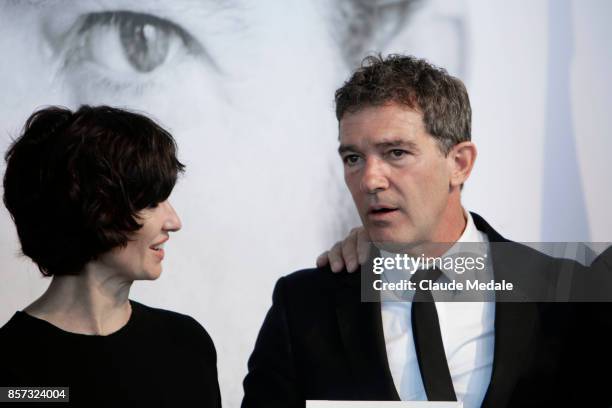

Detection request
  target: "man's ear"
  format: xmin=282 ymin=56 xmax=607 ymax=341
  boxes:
xmin=448 ymin=141 xmax=477 ymax=188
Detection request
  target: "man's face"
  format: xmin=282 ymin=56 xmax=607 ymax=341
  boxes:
xmin=339 ymin=103 xmax=454 ymax=245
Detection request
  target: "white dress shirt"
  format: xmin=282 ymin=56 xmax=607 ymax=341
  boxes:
xmin=381 ymin=211 xmax=495 ymax=407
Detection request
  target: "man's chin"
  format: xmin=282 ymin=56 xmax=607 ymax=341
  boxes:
xmin=368 ymin=229 xmax=418 ymax=249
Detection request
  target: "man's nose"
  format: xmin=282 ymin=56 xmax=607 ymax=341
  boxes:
xmin=162 ymin=201 xmax=182 ymax=232
xmin=360 ymin=158 xmax=389 ymax=194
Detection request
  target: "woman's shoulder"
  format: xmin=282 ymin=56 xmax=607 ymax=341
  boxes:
xmin=129 ymin=300 xmax=216 ymax=352
xmin=0 ymin=312 xmax=24 ymax=342
xmin=0 ymin=311 xmax=45 ymax=343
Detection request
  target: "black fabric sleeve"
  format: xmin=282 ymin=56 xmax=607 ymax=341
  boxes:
xmin=242 ymin=277 xmax=302 ymax=408
xmin=180 ymin=315 xmax=223 ymax=408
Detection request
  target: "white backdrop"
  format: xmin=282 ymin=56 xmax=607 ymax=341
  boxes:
xmin=1 ymin=1 xmax=610 ymax=407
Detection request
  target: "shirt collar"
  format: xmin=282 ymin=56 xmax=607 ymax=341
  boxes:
xmin=379 ymin=209 xmax=490 ymax=279
xmin=436 ymin=210 xmax=490 ymax=280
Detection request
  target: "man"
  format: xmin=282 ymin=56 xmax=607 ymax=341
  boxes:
xmin=242 ymin=55 xmax=612 ymax=407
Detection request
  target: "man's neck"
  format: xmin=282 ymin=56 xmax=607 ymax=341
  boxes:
xmin=409 ymin=206 xmax=468 ymax=258
xmin=24 ymin=266 xmax=133 ymax=335
xmin=433 ymin=197 xmax=468 ymax=241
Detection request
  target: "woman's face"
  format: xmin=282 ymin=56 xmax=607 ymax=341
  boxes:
xmin=97 ymin=200 xmax=182 ymax=280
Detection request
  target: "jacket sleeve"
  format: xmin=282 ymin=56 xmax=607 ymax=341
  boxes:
xmin=242 ymin=277 xmax=303 ymax=408
xmin=579 ymin=247 xmax=612 ymax=405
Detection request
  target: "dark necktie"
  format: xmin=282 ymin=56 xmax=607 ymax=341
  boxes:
xmin=411 ymin=268 xmax=457 ymax=401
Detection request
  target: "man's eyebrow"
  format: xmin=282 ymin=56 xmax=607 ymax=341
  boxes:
xmin=374 ymin=139 xmax=418 ymax=150
xmin=338 ymin=144 xmax=358 ymax=155
xmin=338 ymin=139 xmax=419 ymax=154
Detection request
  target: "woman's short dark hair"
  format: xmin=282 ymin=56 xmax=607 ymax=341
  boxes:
xmin=335 ymin=54 xmax=471 ymax=155
xmin=3 ymin=105 xmax=185 ymax=276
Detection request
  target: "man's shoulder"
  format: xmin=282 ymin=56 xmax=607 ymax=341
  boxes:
xmin=280 ymin=265 xmax=359 ymax=290
xmin=263 ymin=267 xmax=361 ymax=330
xmin=471 ymin=211 xmax=583 ymax=268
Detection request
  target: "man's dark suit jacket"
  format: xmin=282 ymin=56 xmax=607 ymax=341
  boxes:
xmin=242 ymin=213 xmax=612 ymax=407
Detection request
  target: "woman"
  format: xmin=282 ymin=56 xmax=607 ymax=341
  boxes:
xmin=0 ymin=106 xmax=221 ymax=406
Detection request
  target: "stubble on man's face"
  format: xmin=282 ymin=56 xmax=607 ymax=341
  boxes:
xmin=339 ymin=103 xmax=455 ymax=246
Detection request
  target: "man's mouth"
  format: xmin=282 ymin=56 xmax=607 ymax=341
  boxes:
xmin=368 ymin=205 xmax=399 ymax=218
xmin=370 ymin=208 xmax=397 ymax=214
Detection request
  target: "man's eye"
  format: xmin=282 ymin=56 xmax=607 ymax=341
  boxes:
xmin=65 ymin=11 xmax=204 ymax=75
xmin=388 ymin=149 xmax=407 ymax=159
xmin=343 ymin=155 xmax=361 ymax=166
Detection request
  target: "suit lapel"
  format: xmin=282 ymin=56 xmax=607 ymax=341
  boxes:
xmin=335 ymin=271 xmax=400 ymax=400
xmin=472 ymin=213 xmax=539 ymax=408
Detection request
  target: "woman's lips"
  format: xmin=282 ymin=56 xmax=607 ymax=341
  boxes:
xmin=151 ymin=247 xmax=165 ymax=261
xmin=150 ymin=239 xmax=167 ymax=261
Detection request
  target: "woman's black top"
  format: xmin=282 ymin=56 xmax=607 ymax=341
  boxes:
xmin=0 ymin=300 xmax=221 ymax=407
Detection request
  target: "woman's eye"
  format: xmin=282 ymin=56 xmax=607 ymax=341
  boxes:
xmin=65 ymin=11 xmax=203 ymax=75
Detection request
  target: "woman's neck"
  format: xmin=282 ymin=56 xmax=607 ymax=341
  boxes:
xmin=24 ymin=265 xmax=133 ymax=335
